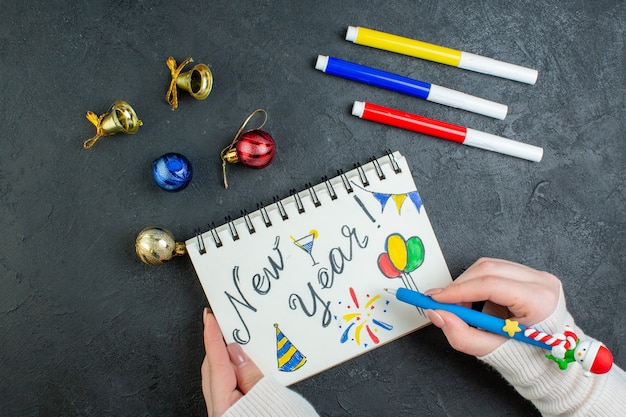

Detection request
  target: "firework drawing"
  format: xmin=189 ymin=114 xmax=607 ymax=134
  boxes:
xmin=336 ymin=287 xmax=394 ymax=347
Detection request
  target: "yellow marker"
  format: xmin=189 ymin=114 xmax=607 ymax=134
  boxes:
xmin=346 ymin=26 xmax=538 ymax=85
xmin=349 ymin=26 xmax=461 ymax=66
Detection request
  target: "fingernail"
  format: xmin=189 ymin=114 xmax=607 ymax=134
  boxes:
xmin=424 ymin=288 xmax=443 ymax=296
xmin=227 ymin=343 xmax=249 ymax=368
xmin=203 ymin=307 xmax=210 ymax=325
xmin=426 ymin=309 xmax=445 ymax=328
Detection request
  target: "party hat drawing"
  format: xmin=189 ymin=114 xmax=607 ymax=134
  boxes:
xmin=274 ymin=323 xmax=307 ymax=372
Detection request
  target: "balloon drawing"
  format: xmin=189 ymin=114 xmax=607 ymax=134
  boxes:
xmin=378 ymin=233 xmax=425 ymax=314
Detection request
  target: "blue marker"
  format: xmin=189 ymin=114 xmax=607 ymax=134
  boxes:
xmin=315 ymin=55 xmax=508 ymax=120
xmin=385 ymin=287 xmax=547 ymax=348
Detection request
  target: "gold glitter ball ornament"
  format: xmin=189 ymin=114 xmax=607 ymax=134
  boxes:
xmin=135 ymin=227 xmax=186 ymax=265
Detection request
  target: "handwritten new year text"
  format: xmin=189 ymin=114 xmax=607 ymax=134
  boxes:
xmin=223 ymin=225 xmax=369 ymax=344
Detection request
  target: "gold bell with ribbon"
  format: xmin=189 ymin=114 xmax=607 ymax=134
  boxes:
xmin=83 ymin=101 xmax=143 ymax=149
xmin=135 ymin=227 xmax=186 ymax=265
xmin=166 ymin=56 xmax=213 ymax=110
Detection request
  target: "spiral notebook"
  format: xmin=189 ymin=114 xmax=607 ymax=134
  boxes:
xmin=185 ymin=151 xmax=453 ymax=385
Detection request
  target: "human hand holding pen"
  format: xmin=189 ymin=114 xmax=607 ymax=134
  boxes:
xmin=201 ymin=308 xmax=264 ymax=417
xmin=424 ymin=258 xmax=562 ymax=357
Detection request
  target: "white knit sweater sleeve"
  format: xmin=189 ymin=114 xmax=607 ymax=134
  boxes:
xmin=222 ymin=376 xmax=319 ymax=417
xmin=478 ymin=285 xmax=626 ymax=416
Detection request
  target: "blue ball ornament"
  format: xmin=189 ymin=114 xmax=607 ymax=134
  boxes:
xmin=152 ymin=153 xmax=193 ymax=192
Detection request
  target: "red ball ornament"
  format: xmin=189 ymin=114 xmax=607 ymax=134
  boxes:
xmin=231 ymin=129 xmax=276 ymax=168
xmin=220 ymin=109 xmax=276 ymax=189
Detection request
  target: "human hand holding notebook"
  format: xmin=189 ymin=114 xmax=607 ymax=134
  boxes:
xmin=186 ymin=151 xmax=453 ymax=385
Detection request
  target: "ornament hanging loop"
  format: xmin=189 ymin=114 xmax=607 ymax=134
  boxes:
xmin=220 ymin=109 xmax=268 ymax=189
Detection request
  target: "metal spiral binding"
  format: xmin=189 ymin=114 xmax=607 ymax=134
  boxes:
xmin=387 ymin=150 xmax=402 ymax=173
xmin=226 ymin=216 xmax=239 ymax=241
xmin=195 ymin=228 xmax=206 ymax=254
xmin=354 ymin=162 xmax=369 ymax=187
xmin=307 ymin=183 xmax=321 ymax=207
xmin=257 ymin=202 xmax=272 ymax=227
xmin=209 ymin=222 xmax=223 ymax=248
xmin=371 ymin=156 xmax=385 ymax=180
xmin=242 ymin=210 xmax=255 ymax=234
xmin=323 ymin=176 xmax=337 ymax=200
xmin=291 ymin=189 xmax=305 ymax=213
xmin=198 ymin=151 xmax=402 ymax=255
xmin=274 ymin=196 xmax=288 ymax=220
xmin=338 ymin=169 xmax=353 ymax=193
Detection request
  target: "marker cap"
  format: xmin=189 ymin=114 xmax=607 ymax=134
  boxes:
xmin=351 ymin=100 xmax=365 ymax=117
xmin=427 ymin=84 xmax=508 ymax=120
xmin=315 ymin=55 xmax=329 ymax=71
xmin=464 ymin=128 xmax=543 ymax=162
xmin=459 ymin=52 xmax=538 ymax=85
xmin=346 ymin=26 xmax=358 ymax=42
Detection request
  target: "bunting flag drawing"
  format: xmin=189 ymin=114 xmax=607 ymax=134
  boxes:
xmin=352 ymin=181 xmax=422 ymax=214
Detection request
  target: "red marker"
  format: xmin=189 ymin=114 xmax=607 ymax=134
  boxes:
xmin=352 ymin=101 xmax=543 ymax=162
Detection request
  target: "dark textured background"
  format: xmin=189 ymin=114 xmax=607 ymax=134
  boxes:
xmin=1 ymin=1 xmax=624 ymax=416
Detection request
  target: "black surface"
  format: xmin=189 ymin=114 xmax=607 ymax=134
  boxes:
xmin=1 ymin=1 xmax=624 ymax=416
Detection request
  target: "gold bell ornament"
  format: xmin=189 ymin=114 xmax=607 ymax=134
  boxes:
xmin=83 ymin=101 xmax=143 ymax=149
xmin=135 ymin=227 xmax=186 ymax=265
xmin=166 ymin=56 xmax=213 ymax=110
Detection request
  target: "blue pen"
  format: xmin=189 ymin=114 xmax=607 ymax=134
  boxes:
xmin=315 ymin=55 xmax=508 ymax=120
xmin=385 ymin=287 xmax=548 ymax=348
xmin=385 ymin=287 xmax=615 ymax=375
